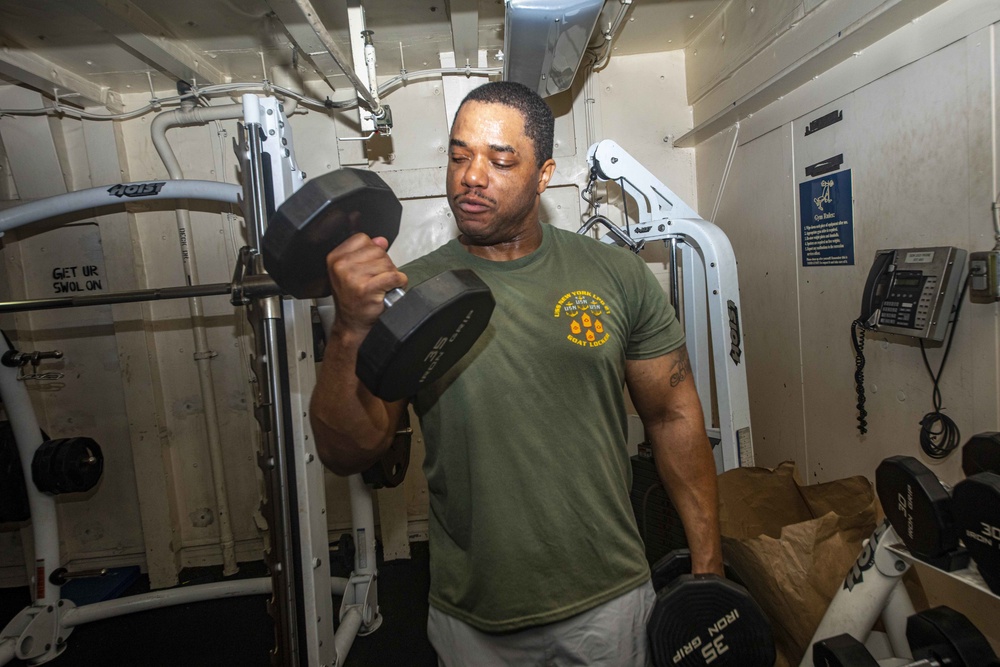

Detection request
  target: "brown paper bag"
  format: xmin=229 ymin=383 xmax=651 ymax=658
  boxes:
xmin=716 ymin=462 xmax=877 ymax=667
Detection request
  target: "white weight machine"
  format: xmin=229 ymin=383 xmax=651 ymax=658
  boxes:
xmin=580 ymin=140 xmax=753 ymax=472
xmin=0 ymin=95 xmax=375 ymax=667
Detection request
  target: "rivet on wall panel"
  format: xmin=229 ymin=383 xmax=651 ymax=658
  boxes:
xmin=75 ymin=522 xmax=104 ymax=543
xmin=190 ymin=508 xmax=214 ymax=528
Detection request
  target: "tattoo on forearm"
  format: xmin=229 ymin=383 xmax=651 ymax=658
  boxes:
xmin=669 ymin=349 xmax=691 ymax=387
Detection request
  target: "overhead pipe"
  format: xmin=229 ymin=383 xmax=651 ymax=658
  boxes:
xmin=588 ymin=0 xmax=634 ymax=70
xmin=269 ymin=66 xmax=300 ymax=117
xmin=150 ymin=103 xmax=246 ymax=577
xmin=292 ymin=0 xmax=385 ymax=118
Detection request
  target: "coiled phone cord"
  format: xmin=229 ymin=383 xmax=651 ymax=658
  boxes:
xmin=917 ymin=274 xmax=969 ymax=459
xmin=851 ymin=319 xmax=868 ymax=434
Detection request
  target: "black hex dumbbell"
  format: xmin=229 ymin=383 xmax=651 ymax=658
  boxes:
xmin=813 ymin=606 xmax=998 ymax=666
xmin=952 ymin=471 xmax=1000 ymax=594
xmin=878 ymin=433 xmax=1000 ymax=590
xmin=262 ymin=168 xmax=495 ymax=401
xmin=647 ymin=549 xmax=775 ymax=667
xmin=876 ymin=456 xmax=970 ymax=571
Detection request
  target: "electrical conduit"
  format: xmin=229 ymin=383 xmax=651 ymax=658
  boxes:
xmin=150 ymin=103 xmax=246 ymax=576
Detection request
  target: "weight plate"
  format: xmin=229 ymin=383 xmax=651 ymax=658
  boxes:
xmin=876 ymin=456 xmax=959 ymax=560
xmin=357 ymin=269 xmax=495 ymax=401
xmin=262 ymin=168 xmax=403 ymax=299
xmin=31 ymin=437 xmax=103 ymax=495
xmin=952 ymin=473 xmax=1000 ymax=594
xmin=812 ymin=634 xmax=878 ymax=667
xmin=361 ymin=409 xmax=412 ymax=489
xmin=962 ymin=432 xmax=1000 ymax=477
xmin=906 ymin=605 xmax=999 ymax=666
xmin=648 ymin=574 xmax=775 ymax=667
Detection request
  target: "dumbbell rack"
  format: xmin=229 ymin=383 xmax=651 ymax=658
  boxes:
xmin=884 ymin=542 xmax=999 ymax=600
xmin=801 ymin=523 xmax=1000 ymax=666
xmin=0 ymin=96 xmax=373 ymax=667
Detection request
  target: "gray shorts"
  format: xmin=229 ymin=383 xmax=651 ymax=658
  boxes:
xmin=427 ymin=580 xmax=657 ymax=667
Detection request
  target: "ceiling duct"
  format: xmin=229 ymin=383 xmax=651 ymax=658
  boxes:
xmin=503 ymin=0 xmax=605 ymax=98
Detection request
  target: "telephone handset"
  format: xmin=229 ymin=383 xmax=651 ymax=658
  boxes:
xmin=852 ymin=246 xmax=968 ymax=434
xmin=858 ymin=250 xmax=894 ymax=328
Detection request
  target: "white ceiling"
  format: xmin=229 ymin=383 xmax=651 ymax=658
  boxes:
xmin=0 ymin=0 xmax=723 ymax=104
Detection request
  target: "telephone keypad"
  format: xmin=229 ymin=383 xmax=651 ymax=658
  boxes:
xmin=877 ymin=271 xmax=928 ymax=330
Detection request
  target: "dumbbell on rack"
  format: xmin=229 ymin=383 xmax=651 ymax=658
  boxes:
xmin=876 ymin=455 xmax=970 ymax=571
xmin=963 ymin=432 xmax=1000 ymax=477
xmin=647 ymin=549 xmax=775 ymax=667
xmin=813 ymin=605 xmax=998 ymax=666
xmin=261 ymin=168 xmax=496 ymax=402
xmin=952 ymin=471 xmax=1000 ymax=594
xmin=878 ymin=435 xmax=1000 ymax=592
xmin=953 ymin=431 xmax=1000 ymax=594
xmin=804 ymin=435 xmax=1000 ymax=667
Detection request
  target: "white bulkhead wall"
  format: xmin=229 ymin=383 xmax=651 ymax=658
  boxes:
xmin=693 ymin=0 xmax=1000 ymax=647
xmin=694 ymin=0 xmax=999 ymax=487
xmin=0 ymin=51 xmax=695 ymax=586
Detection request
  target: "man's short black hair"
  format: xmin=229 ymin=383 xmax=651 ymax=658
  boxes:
xmin=457 ymin=81 xmax=555 ymax=168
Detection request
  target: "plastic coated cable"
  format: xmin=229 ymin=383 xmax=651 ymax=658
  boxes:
xmin=916 ymin=274 xmax=969 ymax=459
xmin=0 ymin=67 xmax=503 ymax=121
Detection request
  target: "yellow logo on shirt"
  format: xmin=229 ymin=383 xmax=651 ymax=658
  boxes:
xmin=554 ymin=291 xmax=611 ymax=348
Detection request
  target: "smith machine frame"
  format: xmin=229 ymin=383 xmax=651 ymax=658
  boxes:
xmin=0 ymin=95 xmax=369 ymax=667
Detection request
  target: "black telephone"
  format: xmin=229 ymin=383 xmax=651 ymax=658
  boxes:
xmin=852 ymin=246 xmax=968 ymax=434
xmin=856 ymin=247 xmax=967 ymax=341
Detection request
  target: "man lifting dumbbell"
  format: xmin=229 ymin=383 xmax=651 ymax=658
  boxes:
xmin=308 ymin=81 xmax=723 ymax=665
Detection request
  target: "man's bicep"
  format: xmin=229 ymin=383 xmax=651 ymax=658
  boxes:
xmin=625 ymin=344 xmax=703 ymax=424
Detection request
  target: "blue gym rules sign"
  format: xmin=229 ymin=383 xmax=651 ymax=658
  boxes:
xmin=799 ymin=169 xmax=854 ymax=267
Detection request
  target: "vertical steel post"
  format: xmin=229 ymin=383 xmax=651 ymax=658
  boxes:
xmin=239 ymin=94 xmax=336 ymax=667
xmin=240 ymin=96 xmax=304 ymax=667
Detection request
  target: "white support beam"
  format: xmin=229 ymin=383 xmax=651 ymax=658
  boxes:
xmin=59 ymin=0 xmax=228 ymax=87
xmin=737 ymin=0 xmax=1000 ymax=147
xmin=0 ymin=37 xmax=114 ymax=110
xmin=675 ymin=0 xmax=947 ymax=147
xmin=448 ymin=0 xmax=479 ymax=69
xmin=266 ymin=0 xmax=348 ymax=94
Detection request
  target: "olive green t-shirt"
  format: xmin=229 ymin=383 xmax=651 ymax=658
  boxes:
xmin=401 ymin=224 xmax=685 ymax=632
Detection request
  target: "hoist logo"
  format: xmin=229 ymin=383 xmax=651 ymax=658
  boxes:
xmin=727 ymin=300 xmax=742 ymax=365
xmin=844 ymin=519 xmax=890 ymax=592
xmin=554 ymin=290 xmax=611 ymax=348
xmin=107 ymin=182 xmax=166 ymax=198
